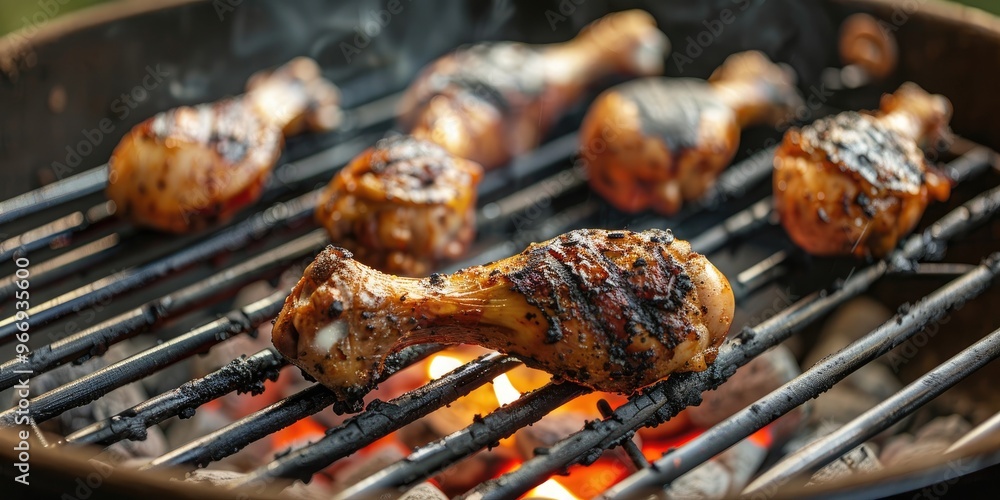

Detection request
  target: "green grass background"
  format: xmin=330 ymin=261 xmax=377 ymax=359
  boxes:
xmin=0 ymin=0 xmax=997 ymax=37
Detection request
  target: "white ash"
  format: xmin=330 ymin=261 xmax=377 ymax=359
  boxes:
xmin=330 ymin=445 xmax=406 ymax=494
xmin=433 ymin=447 xmax=519 ymax=496
xmin=164 ymin=404 xmax=273 ymax=471
xmin=688 ymin=345 xmax=805 ymax=442
xmin=658 ymin=437 xmax=770 ymax=499
xmin=399 ymin=482 xmax=449 ymax=500
xmin=181 ymin=469 xmax=329 ymax=499
xmin=805 ymin=298 xmax=905 ymax=437
xmin=880 ymin=415 xmax=971 ymax=468
xmin=786 ymin=421 xmax=882 ymax=486
xmin=13 ymin=341 xmax=168 ymax=462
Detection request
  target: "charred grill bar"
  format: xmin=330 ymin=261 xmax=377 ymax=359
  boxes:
xmin=466 ymin=175 xmax=1000 ymax=500
xmin=0 ymin=230 xmax=327 ymax=390
xmin=603 ymin=251 xmax=1000 ymax=499
xmin=742 ymin=324 xmax=1000 ymax=495
xmin=0 ymin=291 xmax=286 ymax=426
xmin=0 ymin=135 xmax=995 ymax=498
xmin=234 ymin=352 xmax=523 ymax=486
xmin=64 ymin=348 xmax=287 ymax=446
xmin=332 ymin=381 xmax=591 ymax=499
xmin=142 ymin=345 xmax=438 ymax=471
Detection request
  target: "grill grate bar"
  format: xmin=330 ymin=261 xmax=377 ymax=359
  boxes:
xmin=0 ymin=88 xmax=408 ymax=230
xmin=318 ymin=237 xmax=792 ymax=498
xmin=334 ymin=381 xmax=589 ymax=500
xmin=64 ymin=348 xmax=287 ymax=446
xmin=0 ymin=133 xmax=377 ymax=293
xmin=0 ymin=201 xmax=116 ymax=263
xmin=0 ymin=166 xmax=109 ymax=226
xmin=143 ymin=203 xmax=788 ymax=476
xmin=143 ymin=345 xmax=439 ymax=471
xmin=605 ymin=254 xmax=1000 ymax=499
xmin=656 ymin=196 xmax=774 ymax=254
xmin=463 ymin=168 xmax=1000 ymax=500
xmin=0 ymin=127 xmax=591 ymax=345
xmin=0 ymin=291 xmax=285 ymax=426
xmin=1 ymin=232 xmax=124 ymax=297
xmin=0 ymin=191 xmax=318 ymax=344
xmin=741 ymin=324 xmax=1000 ymax=497
xmin=233 ymin=353 xmax=524 ymax=487
xmin=52 ymin=147 xmax=784 ymax=477
xmin=0 ymin=230 xmax=326 ymax=390
xmin=948 ymin=412 xmax=1000 ymax=456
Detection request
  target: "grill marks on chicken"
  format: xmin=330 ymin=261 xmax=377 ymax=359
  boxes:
xmin=399 ymin=10 xmax=669 ymax=170
xmin=581 ymin=51 xmax=803 ymax=215
xmin=315 ymin=136 xmax=483 ymax=277
xmin=107 ymin=57 xmax=340 ymax=233
xmin=774 ymin=83 xmax=952 ymax=258
xmin=272 ymin=229 xmax=734 ymax=398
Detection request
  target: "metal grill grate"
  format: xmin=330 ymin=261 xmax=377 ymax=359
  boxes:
xmin=1 ymin=82 xmax=999 ymax=500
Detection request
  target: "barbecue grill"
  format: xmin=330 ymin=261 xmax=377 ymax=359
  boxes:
xmin=2 ymin=0 xmax=1000 ymax=498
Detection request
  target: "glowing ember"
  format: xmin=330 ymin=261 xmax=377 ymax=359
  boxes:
xmin=492 ymin=373 xmax=521 ymax=406
xmin=272 ymin=416 xmax=327 ymax=451
xmin=641 ymin=428 xmax=705 ymax=461
xmin=748 ymin=424 xmax=775 ymax=449
xmin=428 ymin=354 xmax=464 ymax=380
xmin=527 ymin=478 xmax=581 ymax=500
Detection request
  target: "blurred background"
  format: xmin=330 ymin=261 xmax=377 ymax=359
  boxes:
xmin=1 ymin=0 xmax=997 ymax=36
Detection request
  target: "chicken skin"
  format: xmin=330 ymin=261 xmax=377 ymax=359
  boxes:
xmin=272 ymin=228 xmax=734 ymax=399
xmin=315 ymin=136 xmax=483 ymax=277
xmin=774 ymin=83 xmax=952 ymax=258
xmin=107 ymin=57 xmax=341 ymax=233
xmin=581 ymin=51 xmax=803 ymax=215
xmin=398 ymin=10 xmax=669 ymax=170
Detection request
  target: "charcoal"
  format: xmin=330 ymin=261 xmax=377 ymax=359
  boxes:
xmin=880 ymin=415 xmax=971 ymax=468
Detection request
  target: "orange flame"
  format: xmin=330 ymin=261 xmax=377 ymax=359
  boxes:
xmin=492 ymin=373 xmax=521 ymax=406
xmin=428 ymin=354 xmax=464 ymax=380
xmin=527 ymin=478 xmax=581 ymax=500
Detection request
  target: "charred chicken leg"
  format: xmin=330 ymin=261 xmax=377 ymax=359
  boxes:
xmin=315 ymin=136 xmax=484 ymax=277
xmin=272 ymin=228 xmax=734 ymax=398
xmin=581 ymin=51 xmax=803 ymax=215
xmin=398 ymin=10 xmax=669 ymax=170
xmin=107 ymin=57 xmax=341 ymax=233
xmin=774 ymin=83 xmax=952 ymax=258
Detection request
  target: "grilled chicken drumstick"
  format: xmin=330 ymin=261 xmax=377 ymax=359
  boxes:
xmin=107 ymin=57 xmax=341 ymax=233
xmin=774 ymin=83 xmax=952 ymax=258
xmin=398 ymin=10 xmax=669 ymax=170
xmin=315 ymin=136 xmax=484 ymax=277
xmin=272 ymin=228 xmax=734 ymax=398
xmin=581 ymin=51 xmax=803 ymax=215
